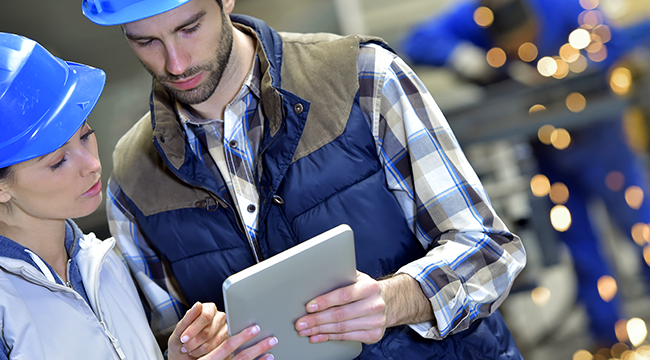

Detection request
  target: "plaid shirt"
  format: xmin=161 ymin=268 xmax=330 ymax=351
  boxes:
xmin=107 ymin=43 xmax=526 ymax=339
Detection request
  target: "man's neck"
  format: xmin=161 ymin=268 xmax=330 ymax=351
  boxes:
xmin=190 ymin=26 xmax=257 ymax=120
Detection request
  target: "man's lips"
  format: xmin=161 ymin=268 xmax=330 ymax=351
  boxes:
xmin=169 ymin=72 xmax=204 ymax=90
xmin=82 ymin=179 xmax=102 ymax=198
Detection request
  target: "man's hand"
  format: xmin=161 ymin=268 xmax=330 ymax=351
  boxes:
xmin=295 ymin=271 xmax=388 ymax=344
xmin=294 ymin=272 xmax=435 ymax=345
xmin=167 ymin=302 xmax=278 ymax=360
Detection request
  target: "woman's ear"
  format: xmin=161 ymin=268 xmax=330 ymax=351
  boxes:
xmin=0 ymin=186 xmax=12 ymax=204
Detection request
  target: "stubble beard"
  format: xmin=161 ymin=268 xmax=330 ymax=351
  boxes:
xmin=147 ymin=11 xmax=234 ymax=105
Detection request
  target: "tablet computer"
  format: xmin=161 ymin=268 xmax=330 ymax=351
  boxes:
xmin=222 ymin=224 xmax=362 ymax=360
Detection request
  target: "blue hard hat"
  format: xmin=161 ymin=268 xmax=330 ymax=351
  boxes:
xmin=0 ymin=33 xmax=106 ymax=169
xmin=82 ymin=0 xmax=192 ymax=26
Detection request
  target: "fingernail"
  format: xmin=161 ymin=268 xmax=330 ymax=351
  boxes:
xmin=307 ymin=303 xmax=318 ymax=312
xmin=181 ymin=347 xmax=188 ymax=354
xmin=251 ymin=325 xmax=260 ymax=334
xmin=266 ymin=355 xmax=275 ymax=360
xmin=181 ymin=335 xmax=189 ymax=343
xmin=296 ymin=322 xmax=307 ymax=330
xmin=186 ymin=303 xmax=197 ymax=314
xmin=269 ymin=337 xmax=278 ymax=346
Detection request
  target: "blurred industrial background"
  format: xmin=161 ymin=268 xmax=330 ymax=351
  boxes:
xmin=3 ymin=0 xmax=650 ymax=359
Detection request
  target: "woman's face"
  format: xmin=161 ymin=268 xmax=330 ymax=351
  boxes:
xmin=0 ymin=122 xmax=102 ymax=221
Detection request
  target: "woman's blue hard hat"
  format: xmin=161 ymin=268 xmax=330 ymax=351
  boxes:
xmin=82 ymin=0 xmax=192 ymax=26
xmin=0 ymin=33 xmax=106 ymax=169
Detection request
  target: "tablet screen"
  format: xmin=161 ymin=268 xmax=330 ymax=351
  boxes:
xmin=222 ymin=224 xmax=362 ymax=359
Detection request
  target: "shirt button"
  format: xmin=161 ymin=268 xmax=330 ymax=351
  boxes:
xmin=293 ymin=103 xmax=304 ymax=114
xmin=247 ymin=204 xmax=256 ymax=213
xmin=229 ymin=140 xmax=238 ymax=148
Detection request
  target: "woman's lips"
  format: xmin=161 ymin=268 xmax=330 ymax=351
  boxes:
xmin=82 ymin=179 xmax=102 ymax=198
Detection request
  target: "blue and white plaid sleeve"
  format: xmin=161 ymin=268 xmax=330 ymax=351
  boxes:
xmin=106 ymin=175 xmax=186 ymax=338
xmin=358 ymin=43 xmax=527 ymax=340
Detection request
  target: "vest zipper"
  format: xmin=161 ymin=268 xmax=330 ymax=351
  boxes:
xmin=250 ymin=118 xmax=286 ymax=263
xmin=157 ymin=139 xmax=264 ymax=263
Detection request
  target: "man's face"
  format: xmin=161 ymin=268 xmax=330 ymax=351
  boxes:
xmin=122 ymin=0 xmax=233 ymax=105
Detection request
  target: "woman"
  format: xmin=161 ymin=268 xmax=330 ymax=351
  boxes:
xmin=0 ymin=32 xmax=277 ymax=360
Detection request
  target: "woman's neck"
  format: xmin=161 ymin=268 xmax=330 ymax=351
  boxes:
xmin=0 ymin=215 xmax=68 ymax=278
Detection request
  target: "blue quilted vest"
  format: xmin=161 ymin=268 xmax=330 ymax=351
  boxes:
xmin=113 ymin=14 xmax=522 ymax=360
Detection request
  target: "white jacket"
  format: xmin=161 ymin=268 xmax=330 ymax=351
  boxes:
xmin=0 ymin=231 xmax=163 ymax=360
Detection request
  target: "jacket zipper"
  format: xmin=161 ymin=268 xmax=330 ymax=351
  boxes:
xmin=100 ymin=321 xmax=127 ymax=360
xmin=12 ymin=263 xmax=126 ymax=359
xmin=93 ymin=246 xmax=127 ymax=360
xmin=52 ymin=259 xmax=73 ymax=288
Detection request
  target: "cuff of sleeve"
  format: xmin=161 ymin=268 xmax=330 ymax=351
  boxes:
xmin=395 ymin=266 xmax=444 ymax=340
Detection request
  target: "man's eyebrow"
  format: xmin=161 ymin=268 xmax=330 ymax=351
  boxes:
xmin=124 ymin=31 xmax=151 ymax=42
xmin=124 ymin=10 xmax=207 ymax=41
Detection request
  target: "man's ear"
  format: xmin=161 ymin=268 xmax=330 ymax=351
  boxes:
xmin=222 ymin=0 xmax=236 ymax=15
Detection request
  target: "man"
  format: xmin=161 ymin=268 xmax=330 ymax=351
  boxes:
xmin=83 ymin=0 xmax=527 ymax=358
xmin=402 ymin=0 xmax=650 ymax=348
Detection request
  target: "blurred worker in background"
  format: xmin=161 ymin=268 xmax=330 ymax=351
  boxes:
xmin=402 ymin=0 xmax=650 ymax=348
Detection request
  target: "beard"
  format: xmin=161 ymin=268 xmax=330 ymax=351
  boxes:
xmin=146 ymin=10 xmax=234 ymax=105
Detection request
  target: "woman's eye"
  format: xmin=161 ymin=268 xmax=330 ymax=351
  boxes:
xmin=50 ymin=155 xmax=68 ymax=170
xmin=81 ymin=129 xmax=96 ymax=141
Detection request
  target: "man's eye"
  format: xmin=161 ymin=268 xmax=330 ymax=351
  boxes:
xmin=184 ymin=24 xmax=201 ymax=34
xmin=137 ymin=39 xmax=155 ymax=47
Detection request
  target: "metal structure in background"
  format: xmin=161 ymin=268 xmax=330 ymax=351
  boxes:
xmin=444 ymin=70 xmax=633 ymax=147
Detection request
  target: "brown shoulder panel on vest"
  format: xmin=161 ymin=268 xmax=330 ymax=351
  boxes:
xmin=112 ymin=113 xmax=215 ymax=216
xmin=279 ymin=33 xmax=385 ymax=164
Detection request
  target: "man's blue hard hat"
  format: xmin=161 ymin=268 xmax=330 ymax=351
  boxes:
xmin=0 ymin=33 xmax=106 ymax=169
xmin=82 ymin=0 xmax=192 ymax=26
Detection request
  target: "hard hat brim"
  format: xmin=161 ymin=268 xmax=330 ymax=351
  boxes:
xmin=0 ymin=62 xmax=106 ymax=169
xmin=83 ymin=0 xmax=192 ymax=26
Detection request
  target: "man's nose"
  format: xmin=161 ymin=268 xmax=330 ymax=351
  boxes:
xmin=165 ymin=42 xmax=191 ymax=76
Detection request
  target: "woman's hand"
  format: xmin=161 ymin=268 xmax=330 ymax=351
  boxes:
xmin=167 ymin=302 xmax=227 ymax=358
xmin=167 ymin=302 xmax=278 ymax=360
